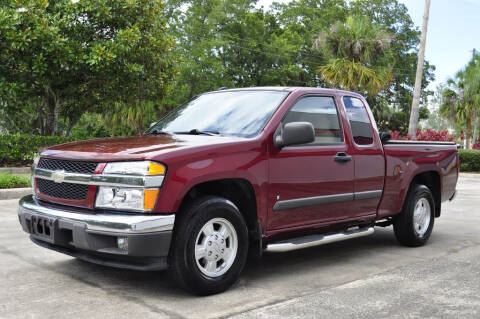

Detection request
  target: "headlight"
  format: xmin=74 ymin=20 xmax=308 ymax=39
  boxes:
xmin=95 ymin=187 xmax=159 ymax=211
xmin=103 ymin=161 xmax=165 ymax=176
xmin=95 ymin=161 xmax=165 ymax=212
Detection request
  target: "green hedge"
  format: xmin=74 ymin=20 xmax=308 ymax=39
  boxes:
xmin=459 ymin=149 xmax=480 ymax=172
xmin=0 ymin=173 xmax=30 ymax=189
xmin=0 ymin=134 xmax=74 ymax=166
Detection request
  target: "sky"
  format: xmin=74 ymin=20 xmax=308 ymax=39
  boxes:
xmin=257 ymin=0 xmax=480 ymax=90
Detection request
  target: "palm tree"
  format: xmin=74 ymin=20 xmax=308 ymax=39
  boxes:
xmin=104 ymin=100 xmax=162 ymax=136
xmin=440 ymin=53 xmax=480 ymax=149
xmin=314 ymin=16 xmax=393 ymax=97
xmin=440 ymin=79 xmax=459 ymax=123
xmin=459 ymin=54 xmax=480 ymax=149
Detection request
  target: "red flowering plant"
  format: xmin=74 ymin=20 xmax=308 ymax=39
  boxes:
xmin=390 ymin=129 xmax=456 ymax=142
xmin=473 ymin=137 xmax=480 ymax=150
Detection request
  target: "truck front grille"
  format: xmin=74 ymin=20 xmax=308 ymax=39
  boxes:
xmin=38 ymin=158 xmax=98 ymax=174
xmin=36 ymin=158 xmax=98 ymax=203
xmin=37 ymin=179 xmax=89 ymax=201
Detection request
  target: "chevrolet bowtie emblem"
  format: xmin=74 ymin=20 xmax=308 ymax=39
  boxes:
xmin=51 ymin=170 xmax=66 ymax=183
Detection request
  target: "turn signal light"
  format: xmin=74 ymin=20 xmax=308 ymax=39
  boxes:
xmin=144 ymin=189 xmax=160 ymax=210
xmin=148 ymin=162 xmax=166 ymax=175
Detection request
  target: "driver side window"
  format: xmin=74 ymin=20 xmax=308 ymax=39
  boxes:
xmin=283 ymin=96 xmax=344 ymax=145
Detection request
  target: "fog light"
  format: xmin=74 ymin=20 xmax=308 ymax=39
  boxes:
xmin=117 ymin=237 xmax=128 ymax=251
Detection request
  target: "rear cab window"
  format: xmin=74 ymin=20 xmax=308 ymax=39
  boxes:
xmin=343 ymin=96 xmax=374 ymax=145
xmin=283 ymin=96 xmax=344 ymax=145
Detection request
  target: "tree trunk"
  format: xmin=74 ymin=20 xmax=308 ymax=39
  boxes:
xmin=466 ymin=117 xmax=472 ymax=149
xmin=66 ymin=116 xmax=80 ymax=137
xmin=473 ymin=109 xmax=478 ymax=147
xmin=137 ymin=120 xmax=143 ymax=136
xmin=449 ymin=100 xmax=455 ymax=123
xmin=408 ymin=0 xmax=430 ymax=138
xmin=137 ymin=107 xmax=144 ymax=136
xmin=52 ymin=100 xmax=60 ymax=136
xmin=188 ymin=78 xmax=196 ymax=99
xmin=45 ymin=87 xmax=60 ymax=136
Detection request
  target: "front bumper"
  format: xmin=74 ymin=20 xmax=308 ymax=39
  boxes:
xmin=18 ymin=195 xmax=175 ymax=271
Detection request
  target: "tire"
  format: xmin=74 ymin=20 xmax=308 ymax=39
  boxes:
xmin=170 ymin=196 xmax=249 ymax=295
xmin=393 ymin=184 xmax=435 ymax=247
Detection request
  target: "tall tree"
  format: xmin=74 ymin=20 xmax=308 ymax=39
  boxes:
xmin=314 ymin=15 xmax=394 ymax=96
xmin=270 ymin=0 xmax=348 ymax=86
xmin=164 ymin=0 xmax=321 ymax=106
xmin=349 ymin=0 xmax=435 ymax=134
xmin=0 ymin=0 xmax=176 ymax=135
xmin=408 ymin=0 xmax=431 ymax=137
xmin=439 ymin=53 xmax=480 ymax=148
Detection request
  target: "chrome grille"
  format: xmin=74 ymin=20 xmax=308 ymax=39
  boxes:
xmin=36 ymin=179 xmax=89 ymax=200
xmin=36 ymin=158 xmax=97 ymax=201
xmin=38 ymin=158 xmax=98 ymax=174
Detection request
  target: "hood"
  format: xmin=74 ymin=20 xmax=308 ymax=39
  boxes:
xmin=40 ymin=134 xmax=245 ymax=162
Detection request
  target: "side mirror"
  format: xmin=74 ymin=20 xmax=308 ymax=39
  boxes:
xmin=274 ymin=122 xmax=315 ymax=148
xmin=379 ymin=132 xmax=391 ymax=144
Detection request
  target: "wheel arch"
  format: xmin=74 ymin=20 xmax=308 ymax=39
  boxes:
xmin=405 ymin=171 xmax=441 ymax=217
xmin=174 ymin=178 xmax=263 ymax=258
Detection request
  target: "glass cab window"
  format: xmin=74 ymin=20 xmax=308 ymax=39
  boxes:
xmin=283 ymin=96 xmax=343 ymax=145
xmin=148 ymin=90 xmax=289 ymax=138
xmin=343 ymin=97 xmax=374 ymax=145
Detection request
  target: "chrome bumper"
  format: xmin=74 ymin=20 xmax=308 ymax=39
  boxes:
xmin=18 ymin=195 xmax=175 ymax=234
xmin=18 ymin=195 xmax=175 ymax=269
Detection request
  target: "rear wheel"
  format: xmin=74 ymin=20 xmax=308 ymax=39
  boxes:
xmin=170 ymin=196 xmax=249 ymax=295
xmin=393 ymin=184 xmax=435 ymax=247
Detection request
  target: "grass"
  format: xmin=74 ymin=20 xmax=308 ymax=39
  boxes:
xmin=0 ymin=173 xmax=31 ymax=189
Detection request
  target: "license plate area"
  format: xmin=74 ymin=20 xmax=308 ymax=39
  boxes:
xmin=29 ymin=215 xmax=56 ymax=243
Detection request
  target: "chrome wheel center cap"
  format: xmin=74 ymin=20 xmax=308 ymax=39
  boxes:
xmin=205 ymin=233 xmax=227 ymax=261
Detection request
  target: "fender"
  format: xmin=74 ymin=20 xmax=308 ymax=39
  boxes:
xmin=153 ymin=143 xmax=269 ymax=228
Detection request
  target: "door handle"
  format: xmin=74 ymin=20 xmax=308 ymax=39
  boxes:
xmin=333 ymin=152 xmax=352 ymax=163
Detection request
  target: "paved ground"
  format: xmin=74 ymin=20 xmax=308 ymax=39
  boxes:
xmin=1 ymin=175 xmax=479 ymax=319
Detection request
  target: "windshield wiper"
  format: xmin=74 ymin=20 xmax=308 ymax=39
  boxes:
xmin=174 ymin=129 xmax=220 ymax=136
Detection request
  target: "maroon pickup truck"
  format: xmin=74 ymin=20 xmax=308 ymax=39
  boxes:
xmin=18 ymin=87 xmax=458 ymax=295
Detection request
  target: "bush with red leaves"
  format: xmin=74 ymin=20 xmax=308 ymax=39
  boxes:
xmin=390 ymin=129 xmax=456 ymax=142
xmin=473 ymin=137 xmax=480 ymax=150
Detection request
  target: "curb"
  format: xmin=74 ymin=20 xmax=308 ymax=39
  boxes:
xmin=0 ymin=167 xmax=31 ymax=175
xmin=0 ymin=188 xmax=31 ymax=200
xmin=459 ymin=172 xmax=480 ymax=179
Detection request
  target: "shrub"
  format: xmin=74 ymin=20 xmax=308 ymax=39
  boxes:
xmin=473 ymin=137 xmax=480 ymax=150
xmin=0 ymin=173 xmax=31 ymax=189
xmin=0 ymin=134 xmax=74 ymax=166
xmin=390 ymin=129 xmax=456 ymax=142
xmin=459 ymin=149 xmax=480 ymax=172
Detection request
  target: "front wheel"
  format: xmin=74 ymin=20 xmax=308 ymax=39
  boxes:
xmin=170 ymin=196 xmax=249 ymax=295
xmin=393 ymin=184 xmax=435 ymax=247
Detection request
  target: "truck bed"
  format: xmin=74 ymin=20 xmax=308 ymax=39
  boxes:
xmin=377 ymin=141 xmax=459 ymax=219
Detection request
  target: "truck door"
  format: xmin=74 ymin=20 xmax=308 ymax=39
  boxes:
xmin=267 ymin=95 xmax=356 ymax=230
xmin=342 ymin=96 xmax=385 ymax=216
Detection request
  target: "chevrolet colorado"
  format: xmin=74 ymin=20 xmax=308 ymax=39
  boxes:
xmin=18 ymin=87 xmax=458 ymax=295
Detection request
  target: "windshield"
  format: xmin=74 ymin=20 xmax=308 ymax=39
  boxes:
xmin=147 ymin=90 xmax=289 ymax=137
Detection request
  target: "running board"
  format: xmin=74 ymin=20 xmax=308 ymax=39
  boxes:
xmin=265 ymin=227 xmax=374 ymax=253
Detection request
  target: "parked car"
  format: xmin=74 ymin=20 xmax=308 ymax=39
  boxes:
xmin=18 ymin=87 xmax=459 ymax=295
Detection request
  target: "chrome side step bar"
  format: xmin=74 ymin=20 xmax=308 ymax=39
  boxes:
xmin=265 ymin=226 xmax=374 ymax=253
